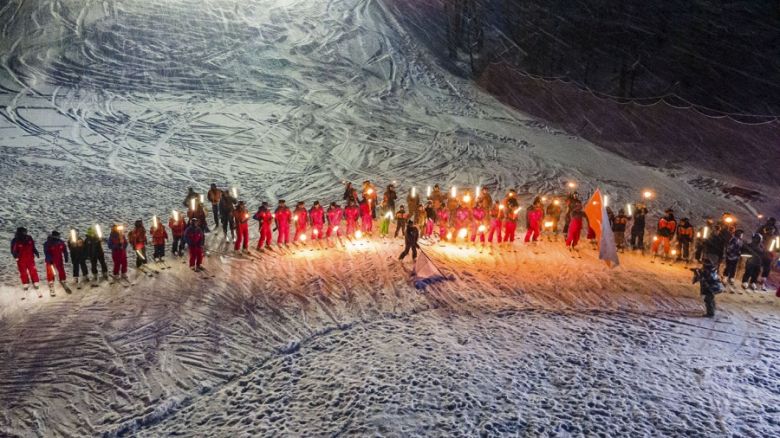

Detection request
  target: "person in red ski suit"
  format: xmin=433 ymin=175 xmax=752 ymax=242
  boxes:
xmin=326 ymin=202 xmax=343 ymax=238
xmin=43 ymin=231 xmax=69 ymax=284
xmin=504 ymin=207 xmax=520 ymax=244
xmin=437 ymin=207 xmax=450 ymax=240
xmin=233 ymin=201 xmax=250 ymax=251
xmin=293 ymin=202 xmax=308 ymax=243
xmin=127 ymin=220 xmax=148 ymax=269
xmin=309 ymin=201 xmax=325 ymax=240
xmin=455 ymin=205 xmax=471 ymax=241
xmin=471 ymin=206 xmax=487 ymax=243
xmin=183 ymin=218 xmax=205 ymax=270
xmin=11 ymin=227 xmax=40 ymax=288
xmin=275 ymin=200 xmax=292 ymax=245
xmin=253 ymin=202 xmax=273 ymax=249
xmin=525 ymin=198 xmax=544 ymax=243
xmin=169 ymin=213 xmax=186 ymax=256
xmin=359 ymin=198 xmax=372 ymax=233
xmin=150 ymin=220 xmax=168 ymax=261
xmin=344 ymin=200 xmax=359 ymax=236
xmin=488 ymin=201 xmax=504 ymax=243
xmin=107 ymin=224 xmax=129 ymax=277
xmin=566 ymin=201 xmax=584 ymax=248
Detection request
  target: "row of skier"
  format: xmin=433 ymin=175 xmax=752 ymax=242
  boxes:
xmin=10 ymin=181 xmax=778 ymax=294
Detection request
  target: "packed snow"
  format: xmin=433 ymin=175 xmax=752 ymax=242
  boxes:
xmin=0 ymin=0 xmax=778 ymax=436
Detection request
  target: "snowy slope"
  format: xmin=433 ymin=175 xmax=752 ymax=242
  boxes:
xmin=0 ymin=0 xmax=779 ymax=436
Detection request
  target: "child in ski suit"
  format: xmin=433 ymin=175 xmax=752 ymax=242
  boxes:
xmin=127 ymin=220 xmax=148 ymax=268
xmin=169 ymin=214 xmax=186 ymax=256
xmin=150 ymin=220 xmax=168 ymax=261
xmin=107 ymin=224 xmax=129 ymax=278
xmin=253 ymin=202 xmax=273 ymax=249
xmin=292 ymin=202 xmax=308 ymax=243
xmin=44 ymin=231 xmax=68 ymax=284
xmin=326 ymin=202 xmax=343 ymax=238
xmin=184 ymin=218 xmax=206 ymax=270
xmin=310 ymin=201 xmax=325 ymax=240
xmin=11 ymin=227 xmax=40 ymax=289
xmin=233 ymin=201 xmax=250 ymax=251
xmin=275 ymin=200 xmax=292 ymax=245
xmin=692 ymin=259 xmax=724 ymax=317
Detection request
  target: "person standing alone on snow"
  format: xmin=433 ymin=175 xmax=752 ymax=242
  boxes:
xmin=399 ymin=222 xmax=420 ymax=261
xmin=692 ymin=258 xmax=723 ymax=317
xmin=11 ymin=227 xmax=40 ymax=290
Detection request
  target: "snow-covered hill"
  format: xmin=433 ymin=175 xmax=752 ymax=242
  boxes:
xmin=0 ymin=0 xmax=778 ymax=436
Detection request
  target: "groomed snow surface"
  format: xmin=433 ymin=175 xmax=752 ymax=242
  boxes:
xmin=1 ymin=0 xmax=779 ymax=436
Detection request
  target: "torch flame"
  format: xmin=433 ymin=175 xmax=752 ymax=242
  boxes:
xmin=553 ymin=199 xmax=560 ymax=206
xmin=544 ymin=221 xmax=554 ymax=228
xmin=411 ymin=187 xmax=416 ymax=198
xmin=513 ymin=207 xmax=522 ymax=215
xmin=458 ymin=228 xmax=468 ymax=239
xmin=95 ymin=224 xmax=102 ymax=239
xmin=451 ymin=186 xmax=457 ymax=198
xmin=567 ymin=182 xmax=577 ymax=189
xmin=603 ymin=195 xmax=609 ymax=207
xmin=70 ymin=229 xmax=77 ymax=243
xmin=385 ymin=211 xmax=393 ymax=220
xmin=426 ymin=186 xmax=432 ymax=197
xmin=476 ymin=186 xmax=481 ymax=198
xmin=499 ymin=204 xmax=505 ymax=210
xmin=463 ymin=194 xmax=471 ymax=204
xmin=643 ymin=190 xmax=653 ymax=199
xmin=478 ymin=224 xmax=486 ymax=233
xmin=231 ymin=187 xmax=238 ymax=198
xmin=446 ymin=231 xmax=453 ymax=240
xmin=653 ymin=236 xmax=659 ymax=242
xmin=703 ymin=226 xmax=710 ymax=239
xmin=190 ymin=198 xmax=196 ymax=211
xmin=313 ymin=229 xmax=319 ymax=237
xmin=626 ymin=203 xmax=633 ymax=216
xmin=173 ymin=210 xmax=179 ymax=221
xmin=355 ymin=230 xmax=363 ymax=239
xmin=300 ymin=234 xmax=307 ymax=242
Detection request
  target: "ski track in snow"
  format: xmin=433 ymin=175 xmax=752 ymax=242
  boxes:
xmin=0 ymin=0 xmax=779 ymax=436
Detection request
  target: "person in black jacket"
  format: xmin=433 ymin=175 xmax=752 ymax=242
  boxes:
xmin=630 ymin=204 xmax=648 ymax=252
xmin=399 ymin=222 xmax=420 ymax=261
xmin=84 ymin=226 xmax=109 ymax=280
xmin=68 ymin=229 xmax=89 ymax=285
xmin=741 ymin=233 xmax=764 ymax=290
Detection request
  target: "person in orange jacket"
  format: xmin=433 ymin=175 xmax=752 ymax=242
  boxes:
xmin=651 ymin=209 xmax=677 ymax=261
xmin=150 ymin=219 xmax=169 ymax=262
xmin=127 ymin=220 xmax=148 ymax=268
xmin=233 ymin=201 xmax=251 ymax=252
xmin=169 ymin=212 xmax=186 ymax=257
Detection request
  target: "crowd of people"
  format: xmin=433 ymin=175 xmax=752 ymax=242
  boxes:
xmin=10 ymin=180 xmax=779 ymax=310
